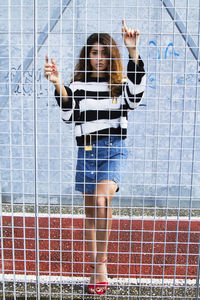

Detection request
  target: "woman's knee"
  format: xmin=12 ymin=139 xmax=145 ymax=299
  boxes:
xmin=96 ymin=195 xmax=107 ymax=208
xmin=85 ymin=196 xmax=107 ymax=216
xmin=95 ymin=195 xmax=108 ymax=219
xmin=84 ymin=189 xmax=111 ymax=219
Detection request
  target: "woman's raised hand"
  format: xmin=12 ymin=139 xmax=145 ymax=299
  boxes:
xmin=121 ymin=20 xmax=140 ymax=49
xmin=44 ymin=56 xmax=61 ymax=84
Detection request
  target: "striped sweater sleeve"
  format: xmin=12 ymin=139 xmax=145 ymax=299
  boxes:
xmin=123 ymin=56 xmax=146 ymax=110
xmin=54 ymin=86 xmax=80 ymax=123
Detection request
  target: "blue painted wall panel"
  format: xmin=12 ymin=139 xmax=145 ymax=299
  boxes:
xmin=0 ymin=0 xmax=199 ymax=206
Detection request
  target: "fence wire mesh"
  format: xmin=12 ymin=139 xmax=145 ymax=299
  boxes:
xmin=0 ymin=0 xmax=200 ymax=299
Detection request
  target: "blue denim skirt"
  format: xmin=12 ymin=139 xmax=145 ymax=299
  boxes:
xmin=75 ymin=136 xmax=128 ymax=194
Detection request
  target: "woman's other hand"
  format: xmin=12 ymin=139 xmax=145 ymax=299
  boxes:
xmin=44 ymin=55 xmax=61 ymax=84
xmin=121 ymin=20 xmax=140 ymax=63
xmin=121 ymin=20 xmax=140 ymax=49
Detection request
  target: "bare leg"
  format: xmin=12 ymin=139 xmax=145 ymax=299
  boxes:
xmin=94 ymin=180 xmax=118 ymax=293
xmin=95 ymin=180 xmax=117 ymax=263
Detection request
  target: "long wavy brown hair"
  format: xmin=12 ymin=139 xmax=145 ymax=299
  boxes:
xmin=73 ymin=33 xmax=124 ymax=97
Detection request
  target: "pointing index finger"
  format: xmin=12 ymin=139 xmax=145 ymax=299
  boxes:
xmin=45 ymin=55 xmax=48 ymax=63
xmin=51 ymin=58 xmax=56 ymax=66
xmin=122 ymin=20 xmax=127 ymax=30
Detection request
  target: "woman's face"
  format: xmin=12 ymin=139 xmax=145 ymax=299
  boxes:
xmin=89 ymin=43 xmax=109 ymax=76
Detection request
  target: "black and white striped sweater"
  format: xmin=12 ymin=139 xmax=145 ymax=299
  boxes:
xmin=55 ymin=57 xmax=146 ymax=146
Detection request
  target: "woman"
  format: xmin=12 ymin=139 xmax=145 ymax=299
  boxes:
xmin=44 ymin=20 xmax=146 ymax=295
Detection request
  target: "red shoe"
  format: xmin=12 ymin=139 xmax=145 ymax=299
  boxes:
xmin=88 ymin=259 xmax=109 ymax=295
xmin=95 ymin=281 xmax=109 ymax=295
xmin=95 ymin=259 xmax=109 ymax=295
